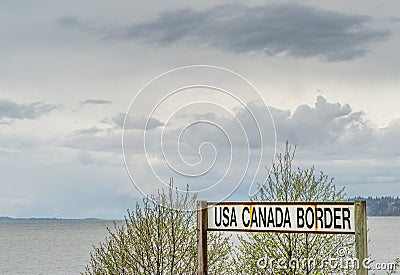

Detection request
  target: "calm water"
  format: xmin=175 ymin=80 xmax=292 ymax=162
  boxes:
xmin=368 ymin=217 xmax=400 ymax=274
xmin=0 ymin=220 xmax=118 ymax=274
xmin=0 ymin=217 xmax=399 ymax=274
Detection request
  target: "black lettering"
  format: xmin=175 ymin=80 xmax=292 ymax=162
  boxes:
xmin=242 ymin=207 xmax=250 ymax=227
xmin=275 ymin=207 xmax=283 ymax=227
xmin=251 ymin=207 xmax=258 ymax=227
xmin=283 ymin=208 xmax=291 ymax=228
xmin=324 ymin=208 xmax=333 ymax=228
xmin=259 ymin=207 xmax=267 ymax=227
xmin=316 ymin=208 xmax=323 ymax=229
xmin=215 ymin=207 xmax=221 ymax=227
xmin=223 ymin=207 xmax=230 ymax=227
xmin=334 ymin=208 xmax=341 ymax=229
xmin=305 ymin=207 xmax=314 ymax=229
xmin=297 ymin=208 xmax=304 ymax=228
xmin=230 ymin=207 xmax=237 ymax=227
xmin=342 ymin=208 xmax=351 ymax=229
xmin=267 ymin=207 xmax=274 ymax=227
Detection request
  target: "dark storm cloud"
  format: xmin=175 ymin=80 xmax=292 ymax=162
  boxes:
xmin=81 ymin=99 xmax=112 ymax=106
xmin=117 ymin=3 xmax=389 ymax=61
xmin=0 ymin=99 xmax=58 ymax=123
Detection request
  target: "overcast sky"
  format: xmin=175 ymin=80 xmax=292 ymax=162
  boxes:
xmin=1 ymin=0 xmax=399 ymax=218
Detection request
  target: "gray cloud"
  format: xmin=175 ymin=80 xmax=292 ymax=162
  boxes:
xmin=113 ymin=113 xmax=164 ymax=130
xmin=0 ymin=99 xmax=58 ymax=123
xmin=0 ymin=147 xmax=22 ymax=155
xmin=81 ymin=99 xmax=112 ymax=106
xmin=60 ymin=113 xmax=164 ymax=154
xmin=57 ymin=16 xmax=110 ymax=39
xmin=388 ymin=17 xmax=400 ymax=23
xmin=61 ymin=129 xmax=120 ymax=152
xmin=116 ymin=3 xmax=389 ymax=61
xmin=58 ymin=16 xmax=83 ymax=29
xmin=77 ymin=150 xmax=105 ymax=166
xmin=74 ymin=126 xmax=104 ymax=135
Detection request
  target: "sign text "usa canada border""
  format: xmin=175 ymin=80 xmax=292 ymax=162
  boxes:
xmin=207 ymin=202 xmax=355 ymax=234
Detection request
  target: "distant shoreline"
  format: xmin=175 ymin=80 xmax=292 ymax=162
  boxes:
xmin=2 ymin=196 xmax=399 ymax=220
xmin=1 ymin=216 xmax=399 ymax=221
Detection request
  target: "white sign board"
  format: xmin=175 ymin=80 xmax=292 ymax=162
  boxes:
xmin=207 ymin=202 xmax=355 ymax=234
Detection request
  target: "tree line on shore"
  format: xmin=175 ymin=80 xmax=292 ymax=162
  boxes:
xmin=350 ymin=196 xmax=400 ymax=216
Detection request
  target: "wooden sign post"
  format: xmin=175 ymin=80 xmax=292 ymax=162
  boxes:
xmin=197 ymin=200 xmax=208 ymax=275
xmin=197 ymin=200 xmax=367 ymax=275
xmin=355 ymin=200 xmax=368 ymax=275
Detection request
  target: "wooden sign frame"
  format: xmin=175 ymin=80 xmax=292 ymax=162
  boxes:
xmin=197 ymin=200 xmax=367 ymax=275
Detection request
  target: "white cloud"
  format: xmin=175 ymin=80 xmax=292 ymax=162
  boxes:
xmin=116 ymin=95 xmax=399 ymax=202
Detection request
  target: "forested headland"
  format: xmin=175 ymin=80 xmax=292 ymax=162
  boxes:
xmin=350 ymin=196 xmax=400 ymax=216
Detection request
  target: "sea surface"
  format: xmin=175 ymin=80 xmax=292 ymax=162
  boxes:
xmin=0 ymin=217 xmax=399 ymax=274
